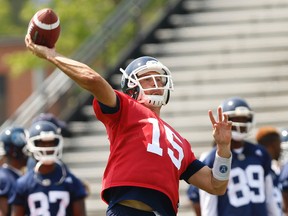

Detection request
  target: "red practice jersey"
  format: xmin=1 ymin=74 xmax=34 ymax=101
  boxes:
xmin=93 ymin=90 xmax=197 ymax=213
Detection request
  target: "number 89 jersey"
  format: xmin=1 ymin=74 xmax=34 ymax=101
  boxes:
xmin=93 ymin=91 xmax=197 ymax=213
xmin=201 ymin=142 xmax=272 ymax=216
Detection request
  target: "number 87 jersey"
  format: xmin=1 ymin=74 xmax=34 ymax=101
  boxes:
xmin=200 ymin=142 xmax=276 ymax=216
xmin=11 ymin=165 xmax=87 ymax=215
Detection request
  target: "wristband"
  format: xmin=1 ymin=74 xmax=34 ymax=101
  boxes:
xmin=212 ymin=152 xmax=232 ymax=181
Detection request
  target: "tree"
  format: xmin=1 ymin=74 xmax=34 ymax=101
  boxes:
xmin=2 ymin=0 xmax=117 ymax=76
xmin=2 ymin=0 xmax=168 ymax=76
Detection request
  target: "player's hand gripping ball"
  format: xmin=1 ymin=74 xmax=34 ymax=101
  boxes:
xmin=27 ymin=8 xmax=60 ymax=48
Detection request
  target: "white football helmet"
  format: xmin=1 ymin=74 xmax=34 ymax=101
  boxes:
xmin=120 ymin=56 xmax=174 ymax=107
xmin=28 ymin=120 xmax=63 ymax=165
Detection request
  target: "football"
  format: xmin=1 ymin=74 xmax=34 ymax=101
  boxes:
xmin=27 ymin=8 xmax=61 ymax=48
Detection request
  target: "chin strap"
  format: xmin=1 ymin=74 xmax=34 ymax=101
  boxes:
xmin=34 ymin=160 xmax=67 ymax=186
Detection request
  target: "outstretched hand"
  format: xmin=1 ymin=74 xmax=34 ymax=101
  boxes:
xmin=208 ymin=107 xmax=232 ymax=157
xmin=25 ymin=34 xmax=56 ymax=60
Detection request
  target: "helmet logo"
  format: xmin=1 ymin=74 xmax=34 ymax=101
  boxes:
xmin=146 ymin=60 xmax=158 ymax=66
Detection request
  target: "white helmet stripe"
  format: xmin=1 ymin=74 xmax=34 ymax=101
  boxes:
xmin=33 ymin=12 xmax=60 ymax=30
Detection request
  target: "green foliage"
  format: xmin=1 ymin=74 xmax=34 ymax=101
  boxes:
xmin=0 ymin=0 xmax=26 ymax=37
xmin=100 ymin=0 xmax=169 ymax=68
xmin=2 ymin=0 xmax=172 ymax=77
xmin=3 ymin=51 xmax=45 ymax=77
xmin=2 ymin=0 xmax=118 ymax=76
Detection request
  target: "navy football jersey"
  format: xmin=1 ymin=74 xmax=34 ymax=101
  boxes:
xmin=186 ymin=150 xmax=210 ymax=205
xmin=270 ymin=166 xmax=283 ymax=215
xmin=12 ymin=164 xmax=87 ymax=215
xmin=279 ymin=163 xmax=288 ymax=192
xmin=187 ymin=185 xmax=199 ymax=203
xmin=200 ymin=142 xmax=273 ymax=216
xmin=0 ymin=165 xmax=22 ymax=204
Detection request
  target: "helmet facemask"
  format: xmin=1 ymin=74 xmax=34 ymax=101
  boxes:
xmin=221 ymin=97 xmax=254 ymax=142
xmin=226 ymin=110 xmax=254 ymax=141
xmin=231 ymin=121 xmax=253 ymax=141
xmin=28 ymin=131 xmax=63 ymax=165
xmin=120 ymin=59 xmax=174 ymax=107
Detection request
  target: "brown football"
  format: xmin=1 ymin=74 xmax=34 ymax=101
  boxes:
xmin=27 ymin=8 xmax=61 ymax=48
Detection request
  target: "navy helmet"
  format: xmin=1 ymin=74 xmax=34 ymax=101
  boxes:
xmin=0 ymin=127 xmax=28 ymax=159
xmin=32 ymin=113 xmax=72 ymax=137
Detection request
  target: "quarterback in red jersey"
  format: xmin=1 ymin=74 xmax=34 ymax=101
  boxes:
xmin=25 ymin=34 xmax=232 ymax=216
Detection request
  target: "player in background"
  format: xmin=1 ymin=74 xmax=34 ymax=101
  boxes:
xmin=27 ymin=112 xmax=91 ymax=196
xmin=256 ymin=126 xmax=283 ymax=215
xmin=0 ymin=127 xmax=28 ymax=215
xmin=187 ymin=185 xmax=201 ymax=216
xmin=11 ymin=121 xmax=87 ymax=216
xmin=187 ymin=141 xmax=216 ymax=216
xmin=200 ymin=97 xmax=279 ymax=216
xmin=25 ymin=35 xmax=232 ymax=216
xmin=279 ymin=128 xmax=288 ymax=215
xmin=26 ymin=112 xmax=72 ymax=170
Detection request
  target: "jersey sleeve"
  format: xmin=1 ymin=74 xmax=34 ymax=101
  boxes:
xmin=11 ymin=176 xmax=28 ymax=206
xmin=67 ymin=173 xmax=88 ymax=201
xmin=279 ymin=163 xmax=288 ymax=191
xmin=0 ymin=171 xmax=12 ymax=198
xmin=187 ymin=185 xmax=200 ymax=203
xmin=259 ymin=146 xmax=272 ymax=177
xmin=198 ymin=148 xmax=218 ymax=215
xmin=180 ymin=159 xmax=205 ymax=182
xmin=264 ymin=174 xmax=281 ymax=216
xmin=92 ymin=90 xmax=122 ymax=126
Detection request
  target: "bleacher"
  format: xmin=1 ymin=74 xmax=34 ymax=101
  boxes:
xmin=62 ymin=0 xmax=288 ymax=215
